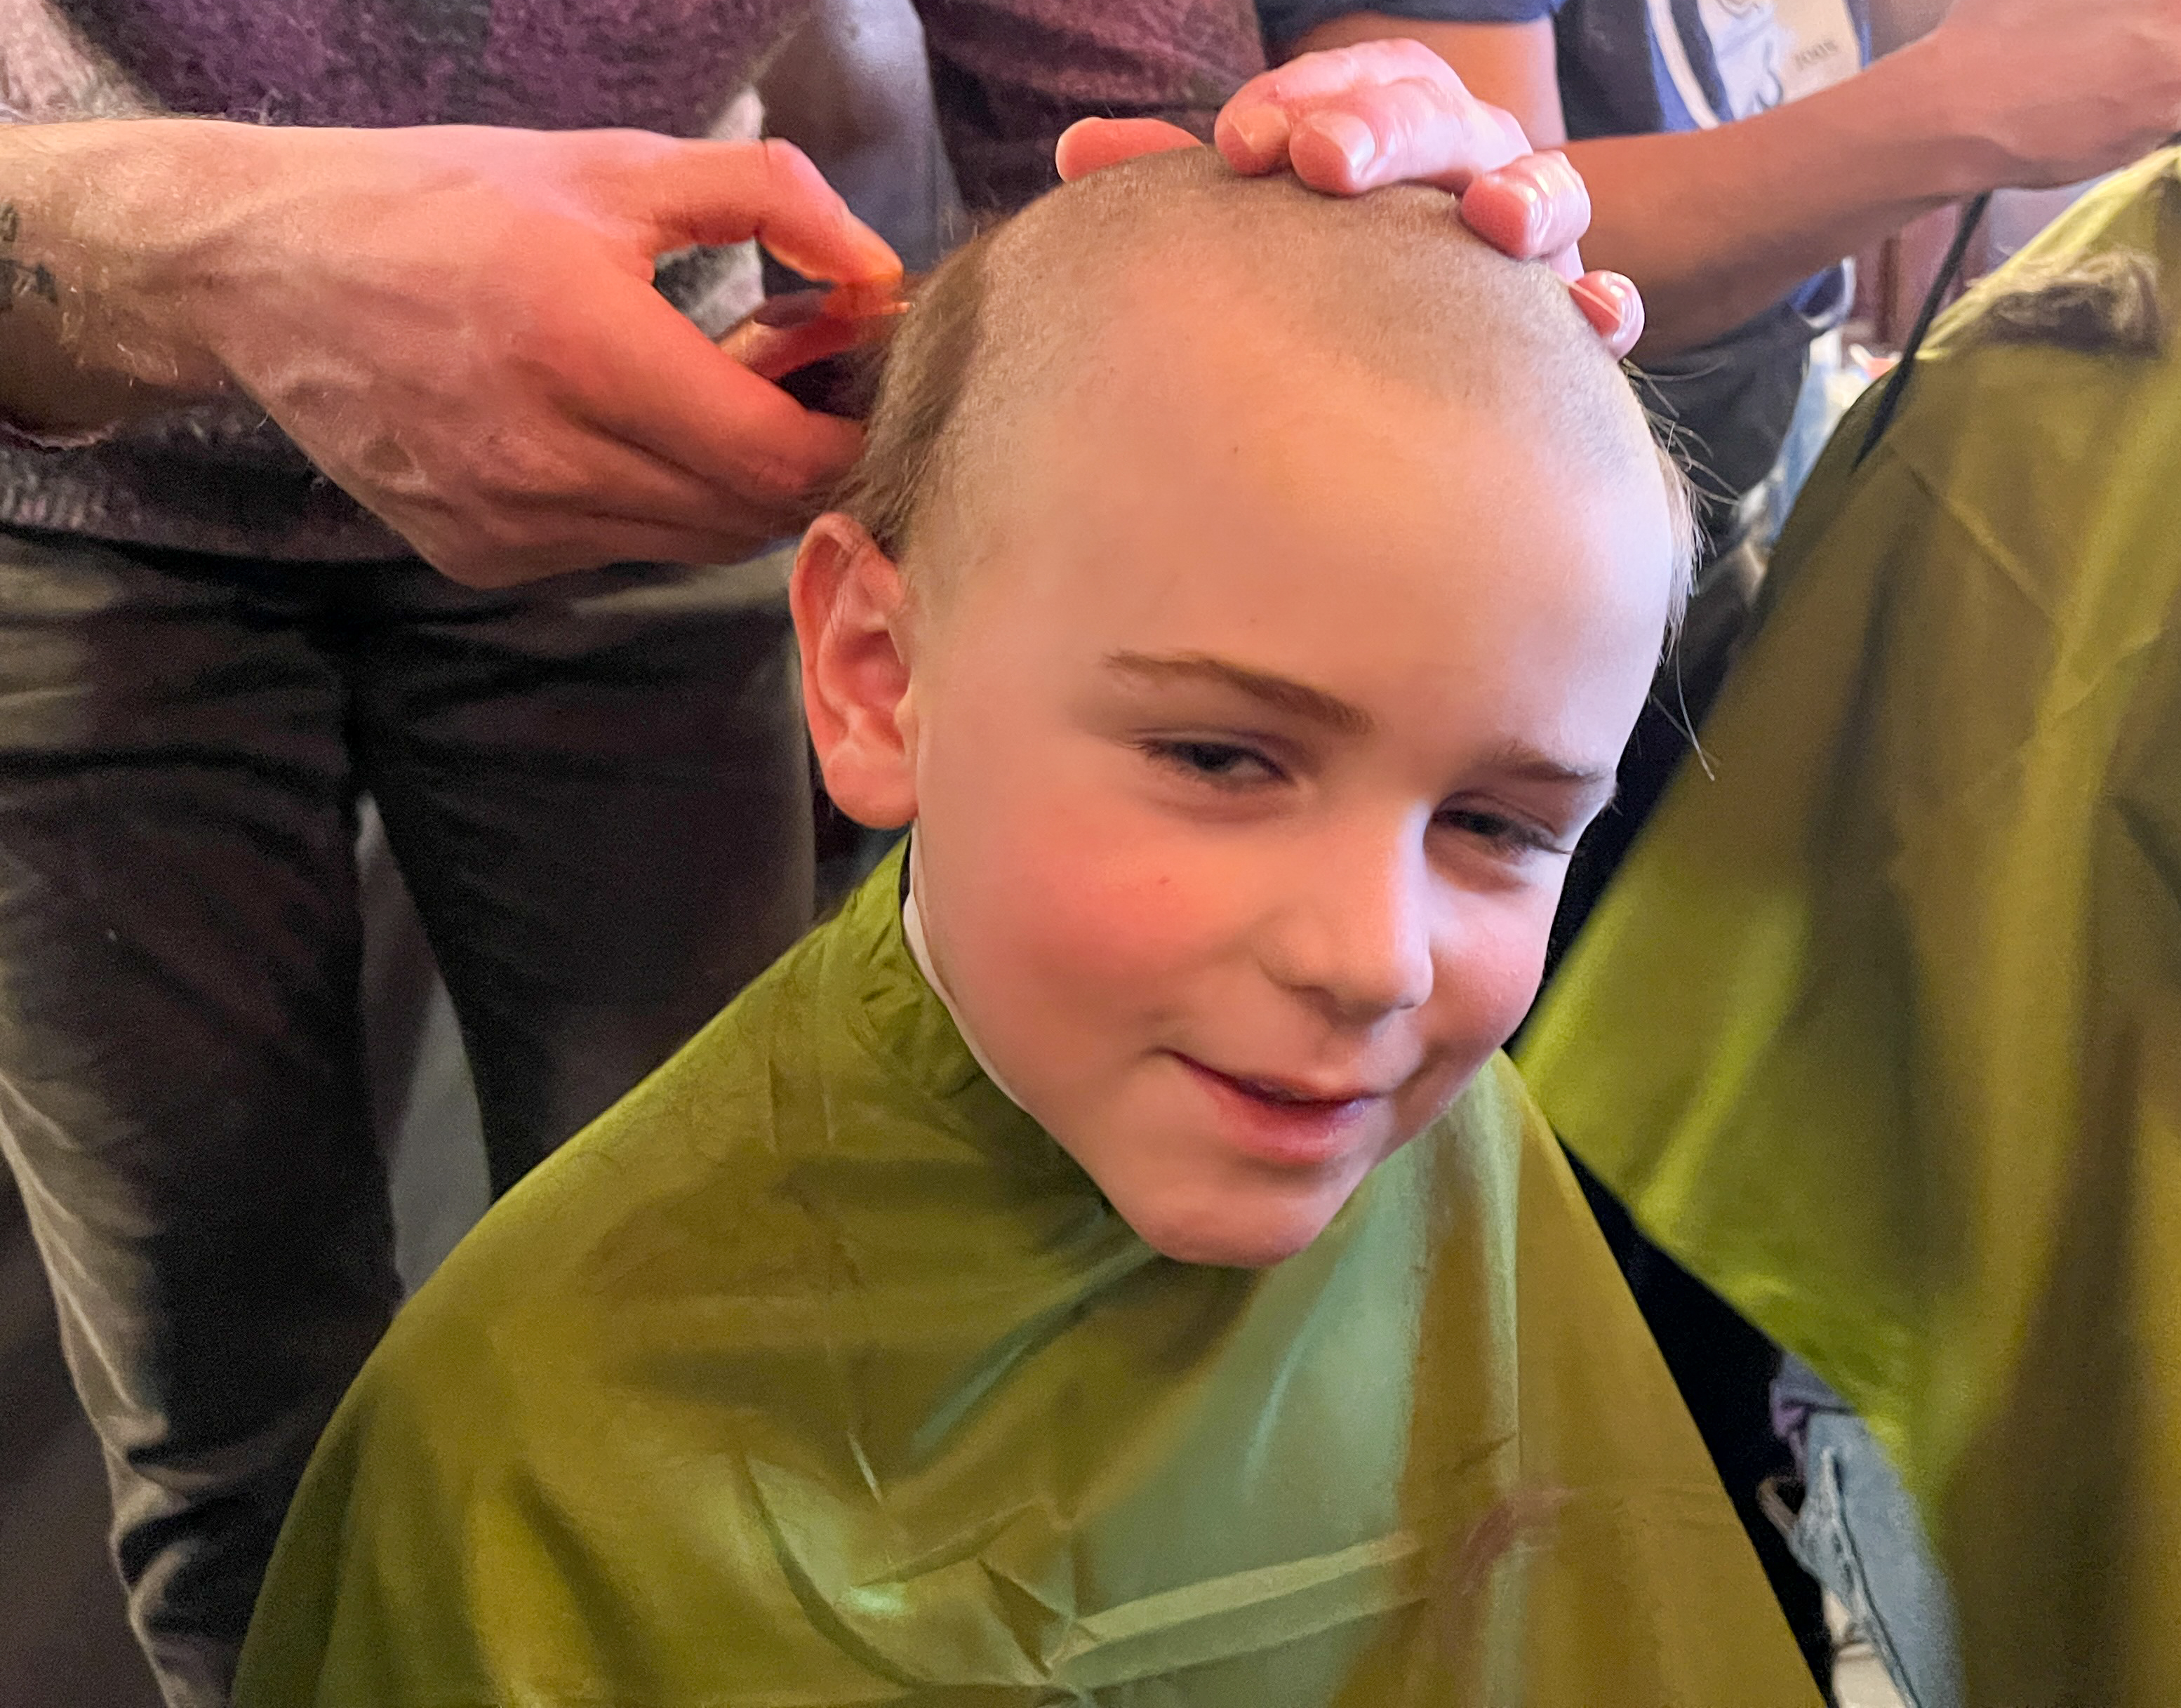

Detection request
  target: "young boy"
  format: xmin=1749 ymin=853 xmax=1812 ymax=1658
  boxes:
xmin=233 ymin=148 xmax=1819 ymax=1707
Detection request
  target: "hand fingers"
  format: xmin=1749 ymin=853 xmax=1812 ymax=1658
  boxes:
xmin=399 ymin=429 xmax=826 ymax=589
xmin=718 ymin=313 xmax=872 ymax=383
xmin=1460 ymin=151 xmax=1593 ymax=267
xmin=581 ymin=293 xmax=866 ymax=508
xmin=717 ymin=295 xmax=894 ymax=383
xmin=1218 ymin=42 xmax=1446 ymax=174
xmin=1215 ymin=41 xmax=1531 ymax=199
xmin=1569 ymin=271 xmax=1644 ymax=359
xmin=625 ymin=135 xmax=901 ymax=286
xmin=1286 ymin=80 xmax=1530 ymax=194
xmin=1055 ymin=117 xmax=1203 ymax=182
xmin=1217 ymin=38 xmax=1460 ymax=165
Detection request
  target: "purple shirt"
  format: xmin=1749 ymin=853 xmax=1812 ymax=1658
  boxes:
xmin=0 ymin=0 xmax=1263 ymax=557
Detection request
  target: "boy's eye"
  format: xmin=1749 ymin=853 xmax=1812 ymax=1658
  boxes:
xmin=1435 ymin=806 xmax=1570 ymax=858
xmin=1141 ymin=738 xmax=1284 ymax=787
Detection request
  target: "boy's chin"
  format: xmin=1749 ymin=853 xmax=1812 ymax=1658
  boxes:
xmin=1118 ymin=1192 xmax=1347 ymax=1271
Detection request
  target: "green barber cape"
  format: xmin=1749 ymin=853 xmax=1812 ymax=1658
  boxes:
xmin=236 ymin=847 xmax=1813 ymax=1707
xmin=1522 ymin=152 xmax=2181 ymax=1707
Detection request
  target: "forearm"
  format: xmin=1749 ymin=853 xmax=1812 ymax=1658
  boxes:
xmin=1295 ymin=17 xmax=2011 ymax=355
xmin=0 ymin=119 xmax=234 ymax=436
xmin=1564 ymin=44 xmax=1995 ymax=352
xmin=1869 ymin=0 xmax=1954 ymax=58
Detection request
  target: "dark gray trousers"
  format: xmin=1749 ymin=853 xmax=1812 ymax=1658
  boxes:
xmin=0 ymin=526 xmax=813 ymax=1708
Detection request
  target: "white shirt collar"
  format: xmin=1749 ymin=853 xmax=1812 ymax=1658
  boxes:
xmin=901 ymin=843 xmax=1030 ymax=1109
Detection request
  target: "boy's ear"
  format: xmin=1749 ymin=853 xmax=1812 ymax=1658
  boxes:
xmin=792 ymin=513 xmax=919 ymax=830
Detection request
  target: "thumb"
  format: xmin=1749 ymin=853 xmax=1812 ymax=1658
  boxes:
xmin=632 ymin=135 xmax=902 ymax=286
xmin=1055 ymin=117 xmax=1204 ymax=182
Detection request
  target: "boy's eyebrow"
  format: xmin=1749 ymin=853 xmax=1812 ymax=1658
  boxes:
xmin=1104 ymin=651 xmax=1375 ymax=736
xmin=1104 ymin=654 xmax=1617 ymax=794
xmin=1477 ymin=742 xmax=1619 ymax=794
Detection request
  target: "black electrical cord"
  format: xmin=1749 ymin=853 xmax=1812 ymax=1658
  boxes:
xmin=1855 ymin=135 xmax=2181 ymax=467
xmin=1853 ymin=190 xmax=1993 ymax=467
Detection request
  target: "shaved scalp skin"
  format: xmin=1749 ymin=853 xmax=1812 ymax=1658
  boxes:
xmin=836 ymin=147 xmax=1693 ymax=610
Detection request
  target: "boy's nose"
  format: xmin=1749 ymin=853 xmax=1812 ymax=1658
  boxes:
xmin=1260 ymin=831 xmax=1436 ymax=1023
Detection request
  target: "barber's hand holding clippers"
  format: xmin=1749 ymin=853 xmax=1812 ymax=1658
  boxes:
xmin=11 ymin=44 xmax=1641 ymax=590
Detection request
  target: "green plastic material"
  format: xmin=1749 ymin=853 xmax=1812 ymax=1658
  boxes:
xmin=1523 ymin=149 xmax=2181 ymax=1708
xmin=238 ymin=846 xmax=1813 ymax=1706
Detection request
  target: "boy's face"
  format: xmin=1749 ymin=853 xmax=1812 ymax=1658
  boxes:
xmin=805 ymin=286 xmax=1676 ymax=1268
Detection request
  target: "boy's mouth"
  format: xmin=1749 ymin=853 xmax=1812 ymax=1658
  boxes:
xmin=1206 ymin=1067 xmax=1384 ymax=1105
xmin=1171 ymin=1054 xmax=1396 ymax=1168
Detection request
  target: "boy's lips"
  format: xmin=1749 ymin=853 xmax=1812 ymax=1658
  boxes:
xmin=1171 ymin=1053 xmax=1397 ymax=1169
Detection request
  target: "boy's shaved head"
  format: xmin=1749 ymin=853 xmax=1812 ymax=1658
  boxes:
xmin=797 ymin=147 xmax=1694 ymax=1270
xmin=837 ymin=147 xmax=1693 ymax=606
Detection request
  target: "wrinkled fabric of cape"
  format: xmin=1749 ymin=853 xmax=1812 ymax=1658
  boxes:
xmin=235 ymin=847 xmax=1811 ymax=1708
xmin=1522 ymin=150 xmax=2181 ymax=1708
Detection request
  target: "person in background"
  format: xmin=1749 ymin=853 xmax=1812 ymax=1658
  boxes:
xmin=1244 ymin=1 xmax=2181 ymax=1695
xmin=361 ymin=0 xmax=975 ymax=1304
xmin=1522 ymin=146 xmax=2181 ymax=1708
xmin=0 ymin=7 xmax=1629 ymax=1702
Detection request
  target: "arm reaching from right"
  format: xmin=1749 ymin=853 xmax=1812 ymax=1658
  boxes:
xmin=0 ymin=119 xmax=900 ymax=586
xmin=1286 ymin=0 xmax=2181 ymax=355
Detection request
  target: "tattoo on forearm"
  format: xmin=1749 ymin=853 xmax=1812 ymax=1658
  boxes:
xmin=0 ymin=260 xmax=61 ymax=312
xmin=0 ymin=201 xmax=59 ymax=314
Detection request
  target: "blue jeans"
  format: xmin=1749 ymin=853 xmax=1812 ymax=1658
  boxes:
xmin=1779 ymin=1369 xmax=1962 ymax=1708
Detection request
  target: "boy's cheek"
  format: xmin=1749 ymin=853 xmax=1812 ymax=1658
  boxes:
xmin=938 ymin=739 xmax=1234 ymax=938
xmin=1433 ymin=874 xmax=1561 ymax=1034
xmin=981 ymin=808 xmax=1243 ymax=996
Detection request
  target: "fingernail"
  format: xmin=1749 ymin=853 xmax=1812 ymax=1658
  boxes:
xmin=1229 ymin=105 xmax=1292 ymax=161
xmin=1503 ymin=176 xmax=1545 ymax=236
xmin=1571 ymin=274 xmax=1639 ymax=338
xmin=1312 ymin=111 xmax=1377 ymax=178
xmin=1570 ymin=277 xmax=1612 ymax=321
